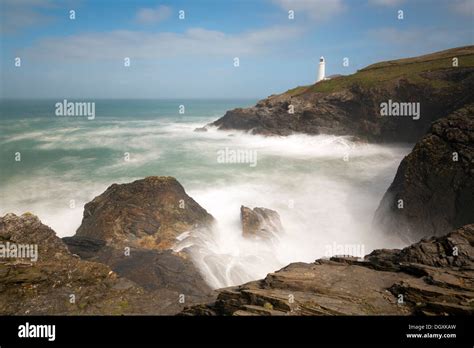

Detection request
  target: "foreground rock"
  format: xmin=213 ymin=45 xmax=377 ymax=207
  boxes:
xmin=0 ymin=213 xmax=214 ymax=315
xmin=209 ymin=46 xmax=474 ymax=142
xmin=63 ymin=235 xmax=212 ymax=299
xmin=62 ymin=176 xmax=216 ymax=313
xmin=373 ymin=104 xmax=474 ymax=243
xmin=0 ymin=214 xmax=158 ymax=314
xmin=181 ymin=224 xmax=474 ymax=316
xmin=76 ymin=176 xmax=215 ymax=250
xmin=240 ymin=206 xmax=283 ymax=239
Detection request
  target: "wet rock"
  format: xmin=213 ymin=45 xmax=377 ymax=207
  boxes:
xmin=63 ymin=235 xmax=212 ymax=297
xmin=373 ymin=104 xmax=474 ymax=243
xmin=181 ymin=224 xmax=474 ymax=316
xmin=0 ymin=213 xmax=170 ymax=315
xmin=76 ymin=176 xmax=215 ymax=250
xmin=240 ymin=206 xmax=283 ymax=239
xmin=194 ymin=127 xmax=208 ymax=132
xmin=65 ymin=176 xmax=216 ymax=312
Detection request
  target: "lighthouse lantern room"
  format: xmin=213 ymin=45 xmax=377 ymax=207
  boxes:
xmin=317 ymin=56 xmax=326 ymax=83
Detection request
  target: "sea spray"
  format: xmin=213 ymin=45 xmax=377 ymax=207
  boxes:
xmin=0 ymin=101 xmax=411 ymax=288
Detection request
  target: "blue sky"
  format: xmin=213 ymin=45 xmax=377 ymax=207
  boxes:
xmin=1 ymin=0 xmax=473 ymax=98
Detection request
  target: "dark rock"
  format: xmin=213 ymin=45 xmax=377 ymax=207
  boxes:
xmin=194 ymin=127 xmax=208 ymax=132
xmin=240 ymin=206 xmax=283 ymax=239
xmin=207 ymin=46 xmax=474 ymax=143
xmin=0 ymin=213 xmax=165 ymax=314
xmin=62 ymin=236 xmax=105 ymax=258
xmin=373 ymin=104 xmax=474 ymax=243
xmin=66 ymin=177 xmax=216 ymax=311
xmin=63 ymin=235 xmax=212 ymax=297
xmin=181 ymin=224 xmax=474 ymax=316
xmin=365 ymin=224 xmax=474 ymax=271
xmin=0 ymin=212 xmax=70 ymax=262
xmin=0 ymin=213 xmax=215 ymax=315
xmin=76 ymin=176 xmax=215 ymax=250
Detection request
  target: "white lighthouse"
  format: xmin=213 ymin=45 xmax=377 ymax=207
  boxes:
xmin=317 ymin=56 xmax=326 ymax=83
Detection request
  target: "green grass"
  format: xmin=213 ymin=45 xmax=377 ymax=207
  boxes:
xmin=285 ymin=46 xmax=474 ymax=97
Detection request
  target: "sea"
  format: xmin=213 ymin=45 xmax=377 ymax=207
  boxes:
xmin=0 ymin=98 xmax=411 ymax=288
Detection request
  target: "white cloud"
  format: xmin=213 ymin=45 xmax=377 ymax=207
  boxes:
xmin=368 ymin=0 xmax=405 ymax=6
xmin=23 ymin=26 xmax=304 ymax=60
xmin=272 ymin=0 xmax=345 ymax=20
xmin=0 ymin=0 xmax=55 ymax=34
xmin=451 ymin=0 xmax=474 ymax=15
xmin=135 ymin=5 xmax=172 ymax=25
xmin=368 ymin=27 xmax=472 ymax=49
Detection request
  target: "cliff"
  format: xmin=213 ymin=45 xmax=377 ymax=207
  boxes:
xmin=373 ymin=104 xmax=474 ymax=243
xmin=209 ymin=46 xmax=474 ymax=142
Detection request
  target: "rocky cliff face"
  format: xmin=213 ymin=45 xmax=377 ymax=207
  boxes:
xmin=181 ymin=224 xmax=474 ymax=316
xmin=76 ymin=176 xmax=215 ymax=250
xmin=373 ymin=104 xmax=474 ymax=243
xmin=209 ymin=46 xmax=474 ymax=143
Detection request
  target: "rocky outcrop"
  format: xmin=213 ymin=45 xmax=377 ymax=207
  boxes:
xmin=373 ymin=104 xmax=474 ymax=243
xmin=181 ymin=224 xmax=474 ymax=316
xmin=63 ymin=235 xmax=212 ymax=298
xmin=194 ymin=126 xmax=208 ymax=132
xmin=0 ymin=213 xmax=160 ymax=314
xmin=76 ymin=176 xmax=215 ymax=250
xmin=240 ymin=206 xmax=283 ymax=239
xmin=365 ymin=224 xmax=474 ymax=271
xmin=61 ymin=176 xmax=216 ymax=313
xmin=208 ymin=46 xmax=474 ymax=143
xmin=0 ymin=213 xmax=214 ymax=315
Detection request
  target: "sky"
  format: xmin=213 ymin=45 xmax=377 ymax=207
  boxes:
xmin=0 ymin=0 xmax=473 ymax=99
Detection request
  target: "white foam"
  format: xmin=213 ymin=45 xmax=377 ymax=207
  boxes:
xmin=1 ymin=116 xmax=411 ymax=289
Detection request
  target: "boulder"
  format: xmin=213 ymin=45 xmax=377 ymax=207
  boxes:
xmin=373 ymin=104 xmax=474 ymax=243
xmin=240 ymin=206 xmax=283 ymax=239
xmin=75 ymin=176 xmax=215 ymax=250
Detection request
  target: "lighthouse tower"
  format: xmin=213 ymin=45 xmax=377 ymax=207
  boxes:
xmin=317 ymin=56 xmax=325 ymax=82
